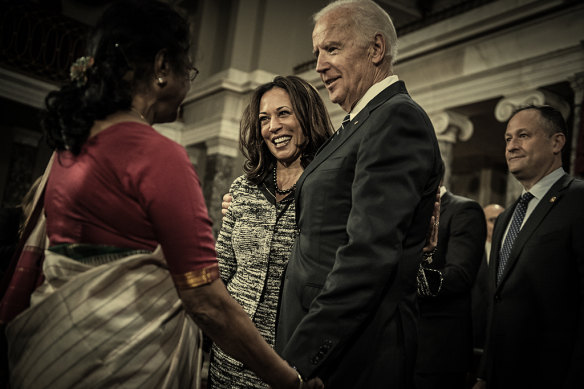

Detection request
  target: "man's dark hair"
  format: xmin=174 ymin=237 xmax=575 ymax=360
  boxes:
xmin=512 ymin=104 xmax=567 ymax=137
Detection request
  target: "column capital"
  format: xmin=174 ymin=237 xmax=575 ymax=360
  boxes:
xmin=568 ymin=71 xmax=584 ymax=91
xmin=429 ymin=110 xmax=474 ymax=143
xmin=495 ymin=89 xmax=570 ymax=122
xmin=205 ymin=136 xmax=239 ymax=157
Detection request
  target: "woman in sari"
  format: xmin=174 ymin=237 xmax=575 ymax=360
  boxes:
xmin=0 ymin=1 xmax=322 ymax=388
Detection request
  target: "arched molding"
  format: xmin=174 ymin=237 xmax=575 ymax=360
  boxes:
xmin=494 ymin=89 xmax=570 ymax=122
xmin=180 ymin=67 xmax=276 ymax=157
xmin=0 ymin=68 xmax=56 ymax=109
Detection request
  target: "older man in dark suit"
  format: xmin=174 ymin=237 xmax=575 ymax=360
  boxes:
xmin=415 ymin=186 xmax=486 ymax=389
xmin=474 ymin=105 xmax=584 ymax=389
xmin=274 ymin=1 xmax=443 ymax=387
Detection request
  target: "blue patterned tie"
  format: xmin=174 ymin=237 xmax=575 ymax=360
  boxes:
xmin=497 ymin=192 xmax=534 ymax=283
xmin=335 ymin=114 xmax=351 ymax=137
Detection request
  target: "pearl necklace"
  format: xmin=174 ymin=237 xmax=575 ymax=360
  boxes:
xmin=273 ymin=166 xmax=296 ymax=195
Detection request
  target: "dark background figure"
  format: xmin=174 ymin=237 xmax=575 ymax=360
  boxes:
xmin=475 ymin=105 xmax=584 ymax=389
xmin=0 ymin=206 xmax=21 ymax=388
xmin=415 ymin=186 xmax=486 ymax=389
xmin=275 ymin=1 xmax=443 ymax=388
xmin=0 ymin=207 xmax=20 ymax=278
xmin=469 ymin=203 xmax=504 ymax=383
xmin=0 ymin=176 xmax=41 ymax=280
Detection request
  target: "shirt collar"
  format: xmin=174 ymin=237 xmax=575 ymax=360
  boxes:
xmin=348 ymin=75 xmax=399 ymax=120
xmin=439 ymin=186 xmax=447 ymax=198
xmin=522 ymin=167 xmax=565 ymax=200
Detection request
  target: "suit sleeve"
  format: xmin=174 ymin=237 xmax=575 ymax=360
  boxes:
xmin=478 ymin=210 xmax=508 ymax=379
xmin=282 ymin=99 xmax=440 ymax=377
xmin=436 ymin=201 xmax=486 ymax=297
xmin=567 ymin=195 xmax=584 ymax=386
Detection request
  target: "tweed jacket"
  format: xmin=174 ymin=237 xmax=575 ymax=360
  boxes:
xmin=216 ymin=174 xmax=296 ymax=319
xmin=210 ymin=174 xmax=297 ymax=388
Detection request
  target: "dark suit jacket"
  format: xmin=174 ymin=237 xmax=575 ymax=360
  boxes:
xmin=415 ymin=192 xmax=486 ymax=376
xmin=275 ymin=81 xmax=443 ymax=388
xmin=482 ymin=174 xmax=584 ymax=389
xmin=471 ymin=250 xmax=489 ymax=351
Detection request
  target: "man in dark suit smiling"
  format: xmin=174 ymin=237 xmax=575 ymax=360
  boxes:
xmin=274 ymin=1 xmax=443 ymax=387
xmin=475 ymin=105 xmax=584 ymax=389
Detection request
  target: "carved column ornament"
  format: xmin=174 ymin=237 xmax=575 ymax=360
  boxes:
xmin=494 ymin=90 xmax=570 ymax=122
xmin=568 ymin=72 xmax=584 ymax=176
xmin=430 ymin=110 xmax=474 ymax=143
xmin=429 ymin=110 xmax=474 ymax=187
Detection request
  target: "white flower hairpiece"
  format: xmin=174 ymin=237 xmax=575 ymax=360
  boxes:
xmin=70 ymin=56 xmax=95 ymax=86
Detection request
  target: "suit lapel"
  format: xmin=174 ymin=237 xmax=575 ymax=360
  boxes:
xmin=495 ymin=175 xmax=572 ymax=290
xmin=295 ymin=81 xmax=409 ymax=215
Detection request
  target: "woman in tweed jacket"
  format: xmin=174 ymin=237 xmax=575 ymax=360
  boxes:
xmin=209 ymin=76 xmax=333 ymax=389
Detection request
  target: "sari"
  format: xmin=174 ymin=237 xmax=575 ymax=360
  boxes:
xmin=2 ymin=153 xmax=206 ymax=388
xmin=6 ymin=244 xmax=203 ymax=389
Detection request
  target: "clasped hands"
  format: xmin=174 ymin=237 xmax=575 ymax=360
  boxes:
xmin=269 ymin=375 xmax=324 ymax=389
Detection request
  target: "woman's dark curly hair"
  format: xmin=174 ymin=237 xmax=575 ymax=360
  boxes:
xmin=240 ymin=75 xmax=333 ymax=185
xmin=42 ymin=0 xmax=191 ymax=155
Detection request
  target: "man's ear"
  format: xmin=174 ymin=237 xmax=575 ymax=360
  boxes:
xmin=154 ymin=49 xmax=169 ymax=86
xmin=552 ymin=132 xmax=566 ymax=154
xmin=369 ymin=33 xmax=386 ymax=65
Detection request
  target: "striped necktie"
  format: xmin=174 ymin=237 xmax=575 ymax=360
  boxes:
xmin=335 ymin=114 xmax=351 ymax=137
xmin=497 ymin=192 xmax=534 ymax=283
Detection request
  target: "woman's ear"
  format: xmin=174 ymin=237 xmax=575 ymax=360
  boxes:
xmin=154 ymin=49 xmax=169 ymax=87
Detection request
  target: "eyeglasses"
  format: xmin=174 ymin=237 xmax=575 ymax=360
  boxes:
xmin=187 ymin=65 xmax=199 ymax=81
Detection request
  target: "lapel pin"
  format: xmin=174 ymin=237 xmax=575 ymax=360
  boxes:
xmin=354 ymin=121 xmax=358 ymax=125
xmin=549 ymin=196 xmax=557 ymax=203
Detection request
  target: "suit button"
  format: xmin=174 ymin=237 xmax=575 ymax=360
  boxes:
xmin=494 ymin=294 xmax=501 ymax=302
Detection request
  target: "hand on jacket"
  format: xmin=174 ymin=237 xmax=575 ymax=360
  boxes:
xmin=221 ymin=193 xmax=233 ymax=216
xmin=423 ymin=188 xmax=441 ymax=253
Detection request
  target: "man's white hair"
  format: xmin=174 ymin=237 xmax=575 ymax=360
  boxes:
xmin=313 ymin=0 xmax=398 ymax=64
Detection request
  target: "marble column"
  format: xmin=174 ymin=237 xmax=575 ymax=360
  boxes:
xmin=429 ymin=110 xmax=474 ymax=189
xmin=201 ymin=137 xmax=239 ymax=238
xmin=568 ymin=72 xmax=584 ymax=177
xmin=495 ymin=90 xmax=571 ymax=206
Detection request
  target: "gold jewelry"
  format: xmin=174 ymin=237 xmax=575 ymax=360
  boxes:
xmin=295 ymin=370 xmax=303 ymax=389
xmin=130 ymin=107 xmax=148 ymax=123
xmin=157 ymin=76 xmax=165 ymax=85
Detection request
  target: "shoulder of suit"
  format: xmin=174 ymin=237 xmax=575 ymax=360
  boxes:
xmin=446 ymin=192 xmax=481 ymax=208
xmin=567 ymin=176 xmax=584 ymax=189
